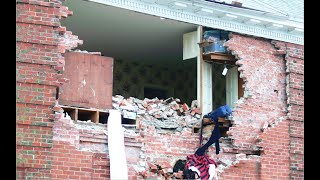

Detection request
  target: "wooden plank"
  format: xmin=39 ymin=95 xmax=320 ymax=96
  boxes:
xmin=197 ymin=40 xmax=213 ymax=48
xmin=61 ymin=106 xmax=78 ymax=121
xmin=218 ymin=117 xmax=228 ymax=123
xmin=61 ymin=52 xmax=85 ymax=107
xmin=204 ymin=117 xmax=230 ymax=123
xmin=61 ymin=105 xmax=112 ymax=123
xmin=59 ymin=52 xmax=114 ymax=109
xmin=199 ymin=26 xmax=204 ymax=114
xmin=60 ymin=105 xmax=108 ymax=113
xmin=91 ymin=111 xmax=99 ymax=123
xmin=74 ymin=108 xmax=78 ymax=121
xmin=203 ymin=53 xmax=235 ymax=61
xmin=81 ymin=53 xmax=91 ymax=106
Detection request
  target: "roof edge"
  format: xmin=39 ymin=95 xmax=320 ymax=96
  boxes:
xmin=88 ymin=0 xmax=304 ymax=45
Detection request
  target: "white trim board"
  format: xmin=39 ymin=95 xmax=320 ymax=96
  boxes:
xmin=88 ymin=0 xmax=303 ymax=45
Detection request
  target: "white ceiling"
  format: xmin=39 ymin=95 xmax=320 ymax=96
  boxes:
xmin=62 ymin=0 xmax=197 ymax=65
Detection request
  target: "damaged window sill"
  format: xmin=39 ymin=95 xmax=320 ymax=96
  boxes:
xmin=60 ymin=105 xmax=109 ymax=124
xmin=202 ymin=52 xmax=236 ymax=65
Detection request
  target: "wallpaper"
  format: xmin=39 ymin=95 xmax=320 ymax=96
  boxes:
xmin=113 ymin=59 xmax=197 ymax=105
xmin=112 ymin=58 xmax=226 ymax=110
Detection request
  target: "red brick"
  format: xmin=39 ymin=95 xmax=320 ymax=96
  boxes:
xmin=16 ymin=0 xmax=81 ymax=179
xmin=16 ymin=1 xmax=304 ymax=180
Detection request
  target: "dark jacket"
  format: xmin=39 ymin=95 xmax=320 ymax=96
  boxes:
xmin=196 ymin=105 xmax=232 ymax=155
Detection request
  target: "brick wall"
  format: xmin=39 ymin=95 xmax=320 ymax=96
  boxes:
xmin=219 ymin=157 xmax=261 ymax=180
xmin=224 ymin=33 xmax=287 ymax=153
xmin=51 ymin=117 xmax=100 ymax=179
xmin=139 ymin=124 xmax=199 ymax=178
xmin=258 ymin=120 xmax=290 ymax=180
xmin=51 ymin=115 xmax=142 ymax=180
xmin=16 ymin=0 xmax=81 ymax=179
xmin=16 ymin=0 xmax=304 ymax=179
xmin=50 ymin=113 xmax=223 ymax=179
xmin=272 ymin=41 xmax=304 ymax=180
xmin=205 ymin=33 xmax=295 ymax=179
xmin=141 ymin=125 xmax=199 ymax=160
xmin=205 ymin=34 xmax=304 ymax=179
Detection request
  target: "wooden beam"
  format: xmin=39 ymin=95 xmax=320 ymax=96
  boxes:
xmin=91 ymin=111 xmax=99 ymax=123
xmin=60 ymin=105 xmax=112 ymax=124
xmin=59 ymin=105 xmax=108 ymax=113
xmin=199 ymin=26 xmax=204 ymax=114
xmin=73 ymin=108 xmax=78 ymax=121
xmin=203 ymin=117 xmax=229 ymax=123
xmin=197 ymin=40 xmax=213 ymax=48
xmin=218 ymin=117 xmax=227 ymax=123
xmin=203 ymin=53 xmax=235 ymax=61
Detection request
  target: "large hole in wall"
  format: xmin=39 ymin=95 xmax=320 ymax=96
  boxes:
xmin=60 ymin=0 xmax=243 ymax=139
xmin=112 ymin=59 xmax=197 ymax=105
xmin=61 ymin=0 xmax=198 ymax=106
xmin=201 ymin=27 xmax=244 ymax=110
xmin=199 ymin=27 xmax=244 ymax=139
xmin=61 ymin=106 xmax=136 ymax=125
xmin=207 ymin=61 xmax=243 ymax=136
xmin=55 ymin=2 xmax=263 ymax=178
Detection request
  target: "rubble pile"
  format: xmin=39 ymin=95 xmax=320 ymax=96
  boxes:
xmin=111 ymin=95 xmax=202 ymax=130
xmin=137 ymin=161 xmax=184 ymax=179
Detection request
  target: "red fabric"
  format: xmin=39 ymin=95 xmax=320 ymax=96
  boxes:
xmin=185 ymin=154 xmax=217 ymax=180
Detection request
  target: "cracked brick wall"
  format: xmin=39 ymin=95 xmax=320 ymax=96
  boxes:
xmin=50 ymin=111 xmax=207 ymax=179
xmin=224 ymin=33 xmax=288 ymax=154
xmin=258 ymin=118 xmax=290 ymax=179
xmin=208 ymin=33 xmax=303 ymax=179
xmin=16 ymin=0 xmax=81 ymax=179
xmin=219 ymin=156 xmax=261 ymax=179
xmin=16 ymin=0 xmax=303 ymax=179
xmin=138 ymin=124 xmax=199 ymax=178
xmin=272 ymin=41 xmax=304 ymax=179
xmin=51 ymin=116 xmax=142 ymax=180
xmin=51 ymin=117 xmax=105 ymax=179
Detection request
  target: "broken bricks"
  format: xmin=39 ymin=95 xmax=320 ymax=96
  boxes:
xmin=111 ymin=95 xmax=202 ymax=129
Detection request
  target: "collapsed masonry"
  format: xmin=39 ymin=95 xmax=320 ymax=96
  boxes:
xmin=111 ymin=95 xmax=202 ymax=130
xmin=50 ymin=33 xmax=301 ymax=180
xmin=16 ymin=0 xmax=304 ymax=179
xmin=53 ymin=94 xmax=259 ymax=179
